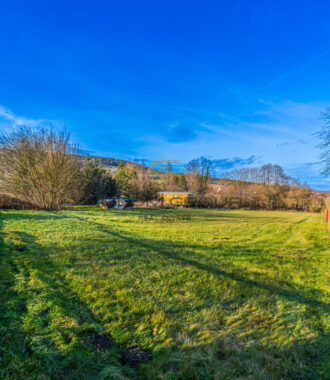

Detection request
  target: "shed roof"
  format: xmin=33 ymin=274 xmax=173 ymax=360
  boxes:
xmin=157 ymin=191 xmax=193 ymax=195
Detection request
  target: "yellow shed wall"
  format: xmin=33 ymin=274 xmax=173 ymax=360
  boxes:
xmin=158 ymin=193 xmax=191 ymax=205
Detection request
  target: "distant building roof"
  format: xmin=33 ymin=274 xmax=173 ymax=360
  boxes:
xmin=157 ymin=191 xmax=193 ymax=195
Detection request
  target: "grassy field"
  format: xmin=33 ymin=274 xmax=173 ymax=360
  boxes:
xmin=0 ymin=207 xmax=329 ymax=379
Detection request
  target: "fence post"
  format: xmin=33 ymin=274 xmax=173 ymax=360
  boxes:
xmin=325 ymin=198 xmax=330 ymax=232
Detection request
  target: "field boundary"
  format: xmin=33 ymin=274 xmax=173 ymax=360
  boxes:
xmin=324 ymin=197 xmax=330 ymax=231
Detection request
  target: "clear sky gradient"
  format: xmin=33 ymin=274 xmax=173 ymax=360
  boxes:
xmin=0 ymin=1 xmax=329 ymax=189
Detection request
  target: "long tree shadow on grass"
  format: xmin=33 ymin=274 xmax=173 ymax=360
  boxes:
xmin=0 ymin=224 xmax=133 ymax=379
xmin=67 ymin=215 xmax=329 ymax=379
xmin=2 ymin=208 xmax=290 ymax=223
xmin=72 ymin=216 xmax=329 ymax=313
xmin=1 ymin=211 xmax=328 ymax=379
xmin=2 ymin=211 xmax=327 ymax=311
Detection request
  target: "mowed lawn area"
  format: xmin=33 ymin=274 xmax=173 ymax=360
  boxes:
xmin=0 ymin=207 xmax=329 ymax=380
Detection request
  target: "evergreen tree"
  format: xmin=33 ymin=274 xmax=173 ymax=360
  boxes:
xmin=81 ymin=157 xmax=116 ymax=204
xmin=114 ymin=162 xmax=137 ymax=198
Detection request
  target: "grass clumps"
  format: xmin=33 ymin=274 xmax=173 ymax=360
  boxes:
xmin=0 ymin=208 xmax=329 ymax=379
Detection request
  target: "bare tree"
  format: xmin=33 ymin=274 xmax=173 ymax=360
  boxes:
xmin=186 ymin=157 xmax=211 ymax=202
xmin=129 ymin=163 xmax=159 ymax=201
xmin=318 ymin=109 xmax=330 ymax=175
xmin=0 ymin=127 xmax=83 ymax=210
xmin=226 ymin=164 xmax=289 ymax=185
xmin=160 ymin=170 xmax=188 ymax=192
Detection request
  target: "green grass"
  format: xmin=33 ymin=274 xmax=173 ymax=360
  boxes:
xmin=0 ymin=207 xmax=329 ymax=379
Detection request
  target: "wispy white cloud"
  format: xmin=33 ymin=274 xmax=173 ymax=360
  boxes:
xmin=134 ymin=98 xmax=328 ymax=189
xmin=244 ymin=100 xmax=326 ymax=138
xmin=197 ymin=100 xmax=326 ymax=145
xmin=266 ymin=51 xmax=328 ymax=87
xmin=0 ymin=105 xmax=63 ymax=131
xmin=285 ymin=162 xmax=329 ymax=190
xmin=0 ymin=106 xmax=44 ymax=128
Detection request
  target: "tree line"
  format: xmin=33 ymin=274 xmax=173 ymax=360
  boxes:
xmin=0 ymin=122 xmax=328 ymax=211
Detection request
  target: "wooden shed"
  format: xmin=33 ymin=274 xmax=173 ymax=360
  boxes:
xmin=157 ymin=191 xmax=193 ymax=206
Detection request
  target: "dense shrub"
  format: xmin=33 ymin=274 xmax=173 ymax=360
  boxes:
xmin=199 ymin=183 xmax=322 ymax=212
xmin=0 ymin=127 xmax=82 ymax=210
xmin=0 ymin=194 xmax=35 ymax=209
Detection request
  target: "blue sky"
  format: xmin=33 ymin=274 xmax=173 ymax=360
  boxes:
xmin=0 ymin=1 xmax=329 ymax=189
